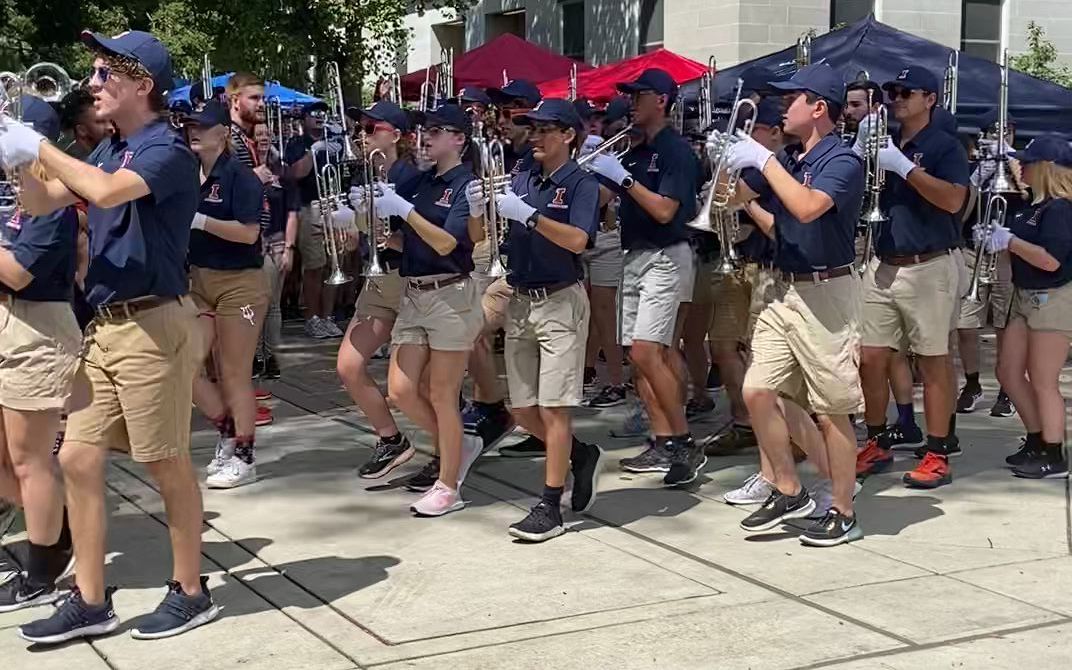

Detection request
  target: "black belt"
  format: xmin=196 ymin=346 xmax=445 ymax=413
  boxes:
xmin=778 ymin=265 xmax=855 ymax=284
xmin=408 ymin=274 xmax=467 ymax=291
xmin=880 ymin=249 xmax=952 ymax=267
xmin=515 ymin=281 xmax=578 ymax=300
xmin=94 ymin=295 xmax=179 ymax=320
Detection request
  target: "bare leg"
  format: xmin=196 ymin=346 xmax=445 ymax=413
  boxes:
xmin=58 ymin=442 xmax=108 ymax=604
xmin=301 ymin=268 xmax=323 ymax=321
xmin=860 ymin=346 xmax=893 ymax=428
xmin=816 ymin=414 xmax=857 ymax=516
xmin=426 ymin=350 xmax=470 ymax=487
xmin=590 ymin=285 xmax=623 ymax=386
xmin=744 ymin=387 xmax=800 ymax=495
xmin=917 ymin=354 xmax=952 ymax=438
xmin=3 ymin=408 xmax=64 ymax=545
xmin=216 ymin=307 xmax=265 ymax=439
xmin=631 ymin=341 xmax=688 ymax=435
xmin=337 ymin=315 xmax=399 ymax=437
xmin=388 ymin=344 xmax=437 ymax=435
xmin=714 ymin=341 xmax=748 ymax=422
xmin=1026 ymin=330 xmax=1071 ymax=443
xmin=682 ymin=301 xmax=713 ymax=400
xmin=997 ymin=319 xmax=1038 ymax=432
xmin=146 ymin=454 xmax=205 ymax=596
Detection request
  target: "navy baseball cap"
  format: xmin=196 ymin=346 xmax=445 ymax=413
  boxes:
xmin=488 ymin=79 xmax=542 ymax=108
xmin=753 ymin=97 xmax=784 ymax=128
xmin=1012 ymin=134 xmax=1072 ymax=167
xmin=301 ymin=101 xmax=329 ymax=117
xmin=769 ymin=63 xmax=845 ymax=105
xmin=418 ymin=104 xmax=472 ymax=135
xmin=179 ymin=99 xmax=229 ymax=128
xmin=81 ymin=30 xmax=173 ymax=96
xmin=741 ymin=67 xmax=775 ymax=96
xmin=460 ymin=86 xmax=492 ymax=106
xmin=882 ymin=66 xmax=940 ymax=94
xmin=514 ymin=99 xmax=584 ymax=132
xmin=977 ymin=107 xmax=1017 ymax=132
xmin=21 ymin=95 xmax=61 ymax=142
xmin=347 ymin=100 xmax=411 ymax=133
xmin=573 ymin=99 xmax=594 ymax=123
xmin=604 ymin=95 xmax=632 ymax=125
xmin=617 ymin=68 xmax=678 ymax=101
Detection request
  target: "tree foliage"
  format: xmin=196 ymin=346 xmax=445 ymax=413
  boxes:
xmin=1010 ymin=21 xmax=1072 ymax=89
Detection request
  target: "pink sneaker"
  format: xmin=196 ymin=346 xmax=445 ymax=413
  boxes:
xmin=410 ymin=480 xmax=465 ymax=517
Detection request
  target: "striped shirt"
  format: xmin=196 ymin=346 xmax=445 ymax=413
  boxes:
xmin=230 ymin=122 xmax=273 ymax=233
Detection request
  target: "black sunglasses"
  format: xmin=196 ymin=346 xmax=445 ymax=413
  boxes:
xmin=886 ymin=88 xmax=922 ymax=101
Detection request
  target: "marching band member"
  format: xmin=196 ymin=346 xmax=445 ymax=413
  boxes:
xmin=480 ymin=99 xmax=603 ymax=541
xmin=8 ymin=30 xmax=217 ymax=641
xmin=226 ymin=72 xmax=266 ymax=168
xmin=460 ymin=87 xmax=492 ymax=119
xmin=338 ymin=100 xmax=422 ymax=479
xmin=57 ymin=87 xmax=111 ymax=158
xmin=726 ymin=64 xmax=866 ymax=546
xmin=842 ymin=80 xmax=883 ymax=138
xmin=180 ymin=101 xmax=269 ymax=489
xmin=993 ymin=135 xmax=1072 ymax=479
xmin=0 ymin=98 xmax=76 ymax=612
xmin=373 ymin=103 xmax=483 ymax=515
xmin=854 ymin=67 xmax=970 ymax=489
xmin=587 ymin=68 xmax=704 ymax=486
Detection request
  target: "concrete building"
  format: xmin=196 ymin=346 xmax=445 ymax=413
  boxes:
xmin=401 ymin=0 xmax=1072 ymax=74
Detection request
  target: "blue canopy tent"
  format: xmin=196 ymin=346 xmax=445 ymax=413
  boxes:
xmin=169 ymin=73 xmax=320 ymax=109
xmin=683 ymin=15 xmax=1072 ymax=139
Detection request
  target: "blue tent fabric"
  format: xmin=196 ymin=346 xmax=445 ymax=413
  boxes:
xmin=169 ymin=73 xmax=320 ymax=108
xmin=690 ymin=15 xmax=1072 ymax=139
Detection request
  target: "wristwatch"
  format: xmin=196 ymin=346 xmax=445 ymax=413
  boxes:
xmin=620 ymin=175 xmax=636 ymax=190
xmin=525 ymin=210 xmax=540 ymax=229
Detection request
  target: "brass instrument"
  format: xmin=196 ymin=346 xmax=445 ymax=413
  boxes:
xmin=266 ymin=96 xmax=286 ymax=165
xmin=567 ymin=63 xmax=578 ymax=102
xmin=859 ymin=88 xmax=889 ymax=272
xmin=199 ymin=54 xmax=214 ymax=108
xmin=796 ymin=34 xmax=812 ymax=69
xmin=439 ymin=48 xmax=455 ymax=103
xmin=576 ymin=124 xmax=635 ymax=167
xmin=988 ymin=50 xmax=1018 ymax=195
xmin=967 ymin=194 xmax=1007 ymax=303
xmin=362 ymin=146 xmax=389 ymax=278
xmin=313 ymin=61 xmax=358 ymax=285
xmin=698 ymin=56 xmax=715 ymax=131
xmin=474 ymin=135 xmax=510 ymax=278
xmin=943 ymin=51 xmax=959 ymax=113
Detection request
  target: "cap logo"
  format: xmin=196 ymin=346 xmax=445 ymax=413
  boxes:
xmin=897 ymin=69 xmax=909 ymax=80
xmin=533 ymin=100 xmax=545 ymax=112
xmin=435 ymin=188 xmax=453 ymax=207
xmin=549 ymin=187 xmax=568 ymax=209
xmin=204 ymin=183 xmax=223 ymax=204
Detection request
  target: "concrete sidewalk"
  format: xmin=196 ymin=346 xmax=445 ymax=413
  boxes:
xmin=2 ymin=330 xmax=1070 ymax=669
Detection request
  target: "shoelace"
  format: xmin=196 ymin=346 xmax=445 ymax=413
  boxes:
xmin=743 ymin=474 xmax=769 ymax=495
xmin=917 ymin=452 xmax=947 ymax=474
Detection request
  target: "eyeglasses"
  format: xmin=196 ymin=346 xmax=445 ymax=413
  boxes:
xmin=886 ymin=88 xmax=921 ymax=101
xmin=362 ymin=122 xmax=395 ymax=135
xmin=306 ymin=110 xmax=327 ymax=120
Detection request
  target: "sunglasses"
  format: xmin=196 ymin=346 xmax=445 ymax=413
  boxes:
xmin=88 ymin=65 xmax=114 ymax=84
xmin=529 ymin=124 xmax=568 ymax=135
xmin=502 ymin=108 xmax=533 ymax=120
xmin=426 ymin=126 xmax=462 ymax=136
xmin=886 ymin=88 xmax=922 ymax=101
xmin=362 ymin=121 xmax=396 ymax=135
xmin=306 ymin=110 xmax=327 ymax=120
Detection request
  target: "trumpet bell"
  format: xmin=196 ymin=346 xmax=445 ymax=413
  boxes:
xmin=861 ymin=203 xmax=888 ymax=224
xmin=990 ymin=172 xmax=1017 ymax=194
xmin=480 ymin=256 xmax=508 ymax=279
xmin=364 ymin=254 xmax=388 ymax=278
xmin=325 ymin=266 xmax=354 ymax=286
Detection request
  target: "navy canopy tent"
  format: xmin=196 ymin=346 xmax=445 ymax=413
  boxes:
xmin=169 ymin=74 xmax=319 ymax=108
xmin=691 ymin=15 xmax=1072 ymax=139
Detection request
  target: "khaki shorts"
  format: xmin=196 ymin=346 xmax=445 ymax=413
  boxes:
xmin=392 ymin=275 xmax=484 ymax=351
xmin=0 ymin=299 xmax=81 ymax=411
xmin=710 ymin=269 xmax=753 ymax=344
xmin=65 ymin=298 xmax=201 ymax=463
xmin=299 ymin=205 xmax=327 ymax=271
xmin=481 ymin=276 xmax=514 ymax=333
xmin=355 ymin=269 xmax=403 ymax=321
xmin=505 ymin=283 xmax=590 ymax=408
xmin=190 ymin=266 xmax=269 ymax=319
xmin=957 ymin=249 xmax=1012 ymax=330
xmin=744 ymin=274 xmax=863 ymax=415
xmin=582 ymin=230 xmax=624 ymax=288
xmin=621 ymin=242 xmax=694 ymax=347
xmin=1008 ymin=282 xmax=1072 ymax=334
xmin=861 ymin=252 xmax=958 ymax=356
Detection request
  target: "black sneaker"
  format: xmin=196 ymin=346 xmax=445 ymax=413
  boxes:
xmin=706 ymin=366 xmax=722 ymax=392
xmin=584 ymin=385 xmax=627 ymax=408
xmin=990 ymin=392 xmax=1016 ymax=418
xmin=685 ymin=396 xmax=716 ymax=421
xmin=619 ymin=438 xmax=670 ymax=473
xmin=886 ymin=423 xmax=924 ymax=450
xmin=252 ymin=354 xmax=266 ymax=379
xmin=663 ymin=437 xmax=706 ymax=487
xmin=913 ymin=435 xmax=962 ymax=459
xmin=471 ymin=407 xmax=516 ymax=453
xmin=799 ymin=510 xmax=864 ymax=547
xmin=583 ymin=367 xmax=599 ymax=393
xmin=508 ymin=501 xmax=564 ymax=542
xmin=498 ymin=435 xmax=546 ymax=458
xmin=1012 ymin=449 xmax=1070 ymax=479
xmin=740 ymin=488 xmax=816 ymax=532
xmin=1005 ymin=439 xmax=1042 ymax=468
xmin=130 ymin=577 xmax=219 ymax=640
xmin=702 ymin=425 xmax=758 ymax=456
xmin=0 ymin=499 xmax=16 ymax=537
xmin=569 ymin=441 xmax=605 ymax=513
xmin=18 ymin=586 xmax=119 ymax=645
xmin=403 ymin=457 xmax=440 ymax=492
xmin=262 ymin=354 xmax=281 ymax=380
xmin=0 ymin=573 xmax=60 ymax=613
xmin=955 ymin=385 xmax=983 ymax=413
xmin=358 ymin=436 xmax=415 ymax=479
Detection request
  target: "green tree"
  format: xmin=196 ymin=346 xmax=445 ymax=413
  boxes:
xmin=1010 ymin=21 xmax=1072 ymax=88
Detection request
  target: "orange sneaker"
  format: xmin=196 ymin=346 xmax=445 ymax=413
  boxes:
xmin=856 ymin=437 xmax=894 ymax=477
xmin=903 ymin=452 xmax=952 ymax=488
xmin=255 ymin=405 xmax=274 ymax=426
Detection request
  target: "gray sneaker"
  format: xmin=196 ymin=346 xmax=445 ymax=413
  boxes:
xmin=304 ymin=316 xmax=329 ymax=339
xmin=619 ymin=438 xmax=671 ymax=473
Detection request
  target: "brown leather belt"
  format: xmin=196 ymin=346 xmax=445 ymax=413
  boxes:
xmin=778 ymin=265 xmax=855 ymax=284
xmin=880 ymin=249 xmax=951 ymax=267
xmin=94 ymin=295 xmax=179 ymax=321
xmin=515 ymin=281 xmax=578 ymax=300
xmin=408 ymin=274 xmax=467 ymax=291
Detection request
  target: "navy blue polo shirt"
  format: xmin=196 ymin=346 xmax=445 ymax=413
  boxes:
xmin=189 ymin=151 xmax=265 ymax=270
xmin=768 ymin=135 xmax=865 ymax=272
xmin=876 ymin=122 xmax=970 ymax=257
xmin=0 ymin=206 xmax=77 ymax=301
xmin=395 ymin=164 xmax=476 ymax=277
xmin=739 ymin=164 xmax=779 ymax=263
xmin=1009 ymin=198 xmax=1072 ymax=290
xmin=284 ymin=135 xmax=328 ymax=205
xmin=506 ymin=160 xmax=600 ymax=288
xmin=506 ymin=144 xmax=535 ymax=178
xmin=265 ymin=181 xmax=300 ymax=238
xmin=618 ymin=125 xmax=700 ymax=251
xmin=84 ymin=119 xmax=199 ymax=307
xmin=378 ymin=158 xmax=424 ymax=269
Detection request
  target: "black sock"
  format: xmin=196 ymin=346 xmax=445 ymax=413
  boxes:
xmin=867 ymin=423 xmax=886 ymax=440
xmin=541 ymin=485 xmax=564 ymax=507
xmin=965 ymin=372 xmax=980 ymax=389
xmin=56 ymin=508 xmax=71 ymax=553
xmin=475 ymin=400 xmax=506 ymax=413
xmin=997 ymin=387 xmax=1009 ymax=401
xmin=1042 ymin=441 xmax=1063 ymax=458
xmin=382 ymin=432 xmax=403 ymax=446
xmin=27 ymin=542 xmax=54 ymax=586
xmin=1026 ymin=431 xmax=1043 ymax=448
xmin=672 ymin=433 xmax=693 ymax=447
xmin=234 ymin=437 xmax=255 ymax=464
xmin=926 ymin=434 xmax=947 ymax=455
xmin=948 ymin=413 xmax=957 ymax=437
xmin=896 ymin=403 xmax=916 ymax=427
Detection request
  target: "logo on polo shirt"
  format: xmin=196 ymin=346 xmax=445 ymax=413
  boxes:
xmin=6 ymin=208 xmax=21 ymax=231
xmin=802 ymin=171 xmax=813 ymax=187
xmin=912 ymin=152 xmax=924 ymax=166
xmin=435 ymin=188 xmax=453 ymax=207
xmin=119 ymin=151 xmax=134 ymax=169
xmin=204 ymin=183 xmax=223 ymax=204
xmin=1025 ymin=209 xmax=1041 ymax=227
xmin=647 ymin=153 xmax=659 ymax=172
xmin=549 ymin=187 xmax=568 ymax=209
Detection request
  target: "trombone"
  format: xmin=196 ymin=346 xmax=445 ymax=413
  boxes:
xmin=266 ymin=96 xmax=286 ymax=166
xmin=312 ymin=60 xmax=358 ymax=285
xmin=967 ymin=194 xmax=1007 ymax=303
xmin=943 ymin=51 xmax=959 ymax=114
xmin=987 ymin=50 xmax=1019 ymax=195
xmin=698 ymin=56 xmax=715 ymax=132
xmin=474 ymin=135 xmax=510 ymax=278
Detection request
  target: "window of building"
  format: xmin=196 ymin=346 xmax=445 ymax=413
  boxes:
xmin=486 ymin=10 xmax=526 ymax=41
xmin=830 ymin=0 xmax=872 ymax=29
xmin=639 ymin=0 xmax=664 ymax=52
xmin=562 ymin=1 xmax=585 ymax=61
xmin=961 ymin=0 xmax=1002 ymax=61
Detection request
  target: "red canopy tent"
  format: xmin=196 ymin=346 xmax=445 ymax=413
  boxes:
xmin=539 ymin=49 xmax=710 ymax=104
xmin=400 ymin=34 xmax=591 ymax=100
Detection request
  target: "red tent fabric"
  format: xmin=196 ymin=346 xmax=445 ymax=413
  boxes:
xmin=400 ymin=34 xmax=591 ymax=101
xmin=539 ymin=49 xmax=710 ymax=104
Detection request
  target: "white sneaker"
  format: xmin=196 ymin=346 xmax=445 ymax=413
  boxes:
xmin=457 ymin=433 xmax=484 ymax=488
xmin=322 ymin=318 xmax=344 ymax=338
xmin=206 ymin=457 xmax=257 ymax=489
xmin=304 ymin=316 xmax=329 ymax=339
xmin=410 ymin=480 xmax=465 ymax=516
xmin=808 ymin=478 xmax=864 ymax=519
xmin=205 ymin=437 xmax=236 ymax=476
xmin=723 ymin=472 xmax=773 ymax=505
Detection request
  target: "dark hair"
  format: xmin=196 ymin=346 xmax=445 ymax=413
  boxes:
xmin=846 ymin=81 xmax=883 ymax=105
xmin=58 ymin=87 xmax=96 ymax=132
xmin=803 ymin=91 xmax=842 ymax=123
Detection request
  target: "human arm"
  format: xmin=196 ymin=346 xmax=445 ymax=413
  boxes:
xmin=588 ymin=153 xmax=682 ymax=224
xmin=744 ymin=200 xmax=775 ymax=238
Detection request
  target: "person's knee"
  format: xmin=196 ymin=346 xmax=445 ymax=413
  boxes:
xmin=628 ymin=342 xmax=662 ymax=370
xmin=427 ymin=383 xmax=460 ymax=410
xmin=743 ymin=387 xmax=777 ymax=413
xmin=860 ymin=346 xmax=889 ymax=372
xmin=58 ymin=443 xmax=106 ymax=484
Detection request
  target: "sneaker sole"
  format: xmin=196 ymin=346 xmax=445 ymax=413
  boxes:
xmin=664 ymin=456 xmax=708 ymax=487
xmin=799 ymin=525 xmax=864 ymax=547
xmin=358 ymin=446 xmax=416 ymax=480
xmin=903 ymin=474 xmax=953 ymax=489
xmin=130 ymin=604 xmax=220 ymax=640
xmin=403 ymin=483 xmax=435 ymax=493
xmin=991 ymin=410 xmax=1016 ymax=417
xmin=740 ymin=498 xmax=817 ymax=532
xmin=620 ymin=462 xmax=670 ymax=474
xmin=497 ymin=448 xmax=547 ymax=458
xmin=410 ymin=500 xmax=466 ymax=517
xmin=206 ymin=474 xmax=258 ymax=489
xmin=857 ymin=457 xmax=894 ymax=477
xmin=508 ymin=524 xmax=565 ymax=543
xmin=571 ymin=447 xmax=606 ymax=514
xmin=18 ymin=616 xmax=120 ymax=645
xmin=1012 ymin=470 xmax=1070 ymax=480
xmin=723 ymin=491 xmax=770 ymax=505
xmin=0 ymin=589 xmax=62 ymax=613
xmin=586 ymin=399 xmax=627 ymax=409
xmin=912 ymin=451 xmax=963 ymax=459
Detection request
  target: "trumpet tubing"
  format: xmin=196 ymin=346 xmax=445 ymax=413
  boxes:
xmin=967 ymin=194 xmax=1007 ymax=303
xmin=576 ymin=124 xmax=635 ymax=167
xmin=475 ymin=136 xmax=509 ymax=278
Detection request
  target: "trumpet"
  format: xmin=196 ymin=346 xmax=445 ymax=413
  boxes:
xmin=363 ymin=147 xmax=390 ymax=278
xmin=967 ymin=194 xmax=1007 ymax=303
xmin=943 ymin=51 xmax=959 ymax=114
xmin=796 ymin=33 xmax=812 ymax=69
xmin=474 ymin=135 xmax=510 ymax=278
xmin=266 ymin=96 xmax=286 ymax=165
xmin=858 ymin=93 xmax=889 ymax=272
xmin=576 ymin=124 xmax=635 ymax=167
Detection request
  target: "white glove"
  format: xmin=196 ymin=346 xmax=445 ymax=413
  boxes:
xmin=704 ymin=130 xmax=728 ymax=164
xmin=465 ymin=180 xmax=487 ymax=217
xmin=348 ymin=185 xmax=369 ymax=214
xmin=579 ymin=134 xmax=603 ymax=158
xmin=851 ymin=112 xmax=880 ymax=158
xmin=587 ymin=153 xmax=630 ymax=185
xmin=191 ymin=212 xmax=207 ymax=230
xmin=0 ymin=117 xmax=44 ymax=168
xmin=495 ymin=189 xmax=537 ymax=223
xmin=725 ymin=130 xmax=774 ymax=173
xmin=311 ymin=139 xmax=342 ymax=156
xmin=985 ymin=224 xmax=1013 ymax=253
xmin=878 ymin=141 xmax=916 ymax=180
xmin=970 ymin=159 xmax=998 ymax=188
xmin=332 ymin=205 xmax=356 ymax=230
xmin=373 ymin=184 xmax=414 ymax=221
xmin=698 ymin=179 xmax=714 ymax=206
